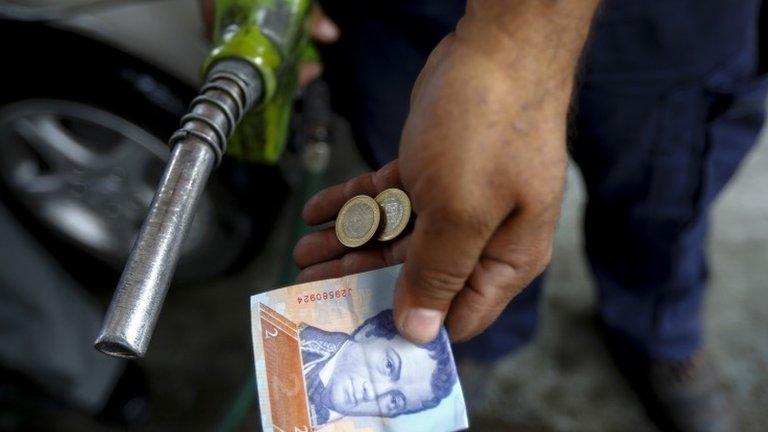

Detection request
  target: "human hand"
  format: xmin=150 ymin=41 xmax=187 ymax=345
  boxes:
xmin=294 ymin=0 xmax=599 ymax=344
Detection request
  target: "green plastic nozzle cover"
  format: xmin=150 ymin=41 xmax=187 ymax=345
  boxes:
xmin=206 ymin=0 xmax=312 ymax=163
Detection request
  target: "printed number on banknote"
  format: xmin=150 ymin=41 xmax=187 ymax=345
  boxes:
xmin=297 ymin=288 xmax=352 ymax=304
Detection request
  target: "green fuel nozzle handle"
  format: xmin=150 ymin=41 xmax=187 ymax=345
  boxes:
xmin=206 ymin=0 xmax=312 ymax=163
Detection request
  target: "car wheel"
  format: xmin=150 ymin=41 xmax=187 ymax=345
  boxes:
xmin=0 ymin=21 xmax=279 ymax=284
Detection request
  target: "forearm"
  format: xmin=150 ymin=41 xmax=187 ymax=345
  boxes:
xmin=455 ymin=0 xmax=601 ymax=115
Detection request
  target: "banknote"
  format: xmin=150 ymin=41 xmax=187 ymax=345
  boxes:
xmin=250 ymin=265 xmax=469 ymax=432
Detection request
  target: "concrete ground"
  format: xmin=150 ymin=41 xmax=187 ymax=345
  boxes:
xmin=44 ymin=118 xmax=768 ymax=431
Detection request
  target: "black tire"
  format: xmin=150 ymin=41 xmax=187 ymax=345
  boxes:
xmin=0 ymin=20 xmax=285 ymax=285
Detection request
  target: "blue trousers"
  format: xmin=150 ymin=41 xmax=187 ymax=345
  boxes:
xmin=319 ymin=0 xmax=768 ymax=362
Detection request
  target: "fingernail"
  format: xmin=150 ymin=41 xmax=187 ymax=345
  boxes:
xmin=317 ymin=20 xmax=339 ymax=40
xmin=400 ymin=308 xmax=442 ymax=343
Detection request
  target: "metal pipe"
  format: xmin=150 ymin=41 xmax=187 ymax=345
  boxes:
xmin=95 ymin=59 xmax=262 ymax=358
xmin=95 ymin=139 xmax=215 ymax=358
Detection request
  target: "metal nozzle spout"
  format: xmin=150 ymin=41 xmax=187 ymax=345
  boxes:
xmin=95 ymin=140 xmax=216 ymax=358
xmin=95 ymin=59 xmax=262 ymax=358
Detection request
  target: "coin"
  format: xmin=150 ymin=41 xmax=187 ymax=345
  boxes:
xmin=374 ymin=188 xmax=411 ymax=241
xmin=335 ymin=195 xmax=381 ymax=248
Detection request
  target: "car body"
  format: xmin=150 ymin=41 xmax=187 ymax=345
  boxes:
xmin=0 ymin=0 xmax=286 ymax=282
xmin=1 ymin=0 xmax=206 ymax=86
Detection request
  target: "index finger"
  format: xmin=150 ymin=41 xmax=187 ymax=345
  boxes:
xmin=302 ymin=160 xmax=401 ymax=225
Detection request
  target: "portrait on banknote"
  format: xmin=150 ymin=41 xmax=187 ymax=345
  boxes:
xmin=300 ymin=309 xmax=457 ymax=426
xmin=251 ymin=265 xmax=468 ymax=432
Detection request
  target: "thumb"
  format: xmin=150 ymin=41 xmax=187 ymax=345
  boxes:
xmin=394 ymin=206 xmax=499 ymax=343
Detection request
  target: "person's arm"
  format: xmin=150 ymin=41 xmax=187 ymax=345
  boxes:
xmin=295 ymin=0 xmax=601 ymax=343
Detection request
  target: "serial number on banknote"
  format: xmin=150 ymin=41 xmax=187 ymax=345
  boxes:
xmin=297 ymin=288 xmax=353 ymax=304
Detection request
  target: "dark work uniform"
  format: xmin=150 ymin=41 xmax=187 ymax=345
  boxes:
xmin=318 ymin=0 xmax=768 ymax=362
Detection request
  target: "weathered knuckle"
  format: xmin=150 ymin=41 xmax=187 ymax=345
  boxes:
xmin=411 ymin=267 xmax=466 ymax=302
xmin=432 ymin=203 xmax=495 ymax=237
xmin=523 ymin=245 xmax=553 ymax=276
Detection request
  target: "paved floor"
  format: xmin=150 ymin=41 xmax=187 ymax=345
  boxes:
xmin=43 ymin=117 xmax=768 ymax=431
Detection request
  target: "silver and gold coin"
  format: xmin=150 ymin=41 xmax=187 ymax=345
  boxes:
xmin=335 ymin=195 xmax=381 ymax=248
xmin=374 ymin=188 xmax=411 ymax=242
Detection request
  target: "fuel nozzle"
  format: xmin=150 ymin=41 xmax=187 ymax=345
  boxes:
xmin=95 ymin=0 xmax=311 ymax=358
xmin=94 ymin=59 xmax=262 ymax=358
